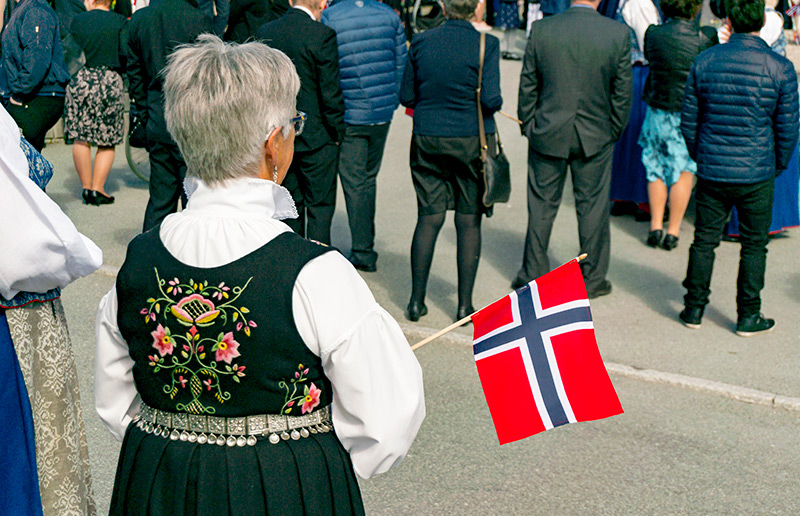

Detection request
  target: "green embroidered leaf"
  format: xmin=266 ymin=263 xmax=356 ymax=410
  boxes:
xmin=199 ymin=353 xmax=206 ymax=359
xmin=147 ymin=298 xmax=155 ymax=303
xmin=284 ymin=409 xmax=291 ymax=414
xmin=304 ymin=385 xmax=309 ymax=395
xmin=225 ymin=365 xmax=232 ymax=372
xmin=233 ymin=376 xmax=240 ymax=383
xmin=154 ymin=367 xmax=161 ymax=373
xmin=181 ymin=351 xmax=188 ymax=358
xmin=233 ymin=312 xmax=239 ymax=321
xmin=241 ymin=307 xmax=250 ymax=313
xmin=155 ymin=303 xmax=160 ymax=313
xmin=167 ymin=287 xmax=173 ymax=294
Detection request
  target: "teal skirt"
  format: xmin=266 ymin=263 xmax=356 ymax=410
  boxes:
xmin=638 ymin=106 xmax=696 ymax=186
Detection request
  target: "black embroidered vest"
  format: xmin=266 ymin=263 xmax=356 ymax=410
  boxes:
xmin=116 ymin=229 xmax=334 ymax=417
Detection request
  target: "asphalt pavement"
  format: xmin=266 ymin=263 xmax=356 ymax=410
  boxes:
xmin=39 ymin=42 xmax=800 ymax=515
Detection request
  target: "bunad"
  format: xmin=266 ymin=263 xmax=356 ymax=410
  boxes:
xmin=95 ymin=177 xmax=426 ymax=515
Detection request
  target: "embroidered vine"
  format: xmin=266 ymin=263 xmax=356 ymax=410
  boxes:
xmin=141 ymin=268 xmax=255 ymax=414
xmin=279 ymin=364 xmax=322 ymax=415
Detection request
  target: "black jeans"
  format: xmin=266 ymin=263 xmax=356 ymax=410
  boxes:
xmin=683 ymin=177 xmax=775 ymax=319
xmin=338 ymin=123 xmax=391 ymax=265
xmin=6 ymin=95 xmax=65 ymax=152
xmin=143 ymin=140 xmax=188 ymax=232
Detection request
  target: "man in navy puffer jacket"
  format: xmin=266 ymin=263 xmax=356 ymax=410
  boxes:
xmin=322 ymin=0 xmax=406 ymax=272
xmin=679 ymin=0 xmax=799 ymax=336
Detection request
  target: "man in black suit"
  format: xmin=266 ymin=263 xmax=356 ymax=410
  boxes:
xmin=256 ymin=0 xmax=345 ymax=245
xmin=128 ymin=0 xmax=212 ymax=231
xmin=513 ymin=0 xmax=631 ymax=297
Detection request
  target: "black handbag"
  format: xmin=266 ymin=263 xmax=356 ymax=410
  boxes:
xmin=477 ymin=32 xmax=511 ymax=208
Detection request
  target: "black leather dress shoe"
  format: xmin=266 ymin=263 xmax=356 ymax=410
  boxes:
xmin=661 ymin=234 xmax=679 ymax=251
xmin=646 ymin=229 xmax=663 ymax=248
xmin=511 ymin=276 xmax=530 ymax=290
xmin=348 ymin=257 xmax=376 ymax=272
xmin=405 ymin=301 xmax=428 ymax=322
xmin=81 ymin=189 xmax=92 ymax=204
xmin=587 ymin=280 xmax=612 ymax=299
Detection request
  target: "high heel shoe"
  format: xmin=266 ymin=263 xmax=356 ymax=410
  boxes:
xmin=405 ymin=301 xmax=428 ymax=322
xmin=89 ymin=191 xmax=115 ymax=206
xmin=81 ymin=189 xmax=92 ymax=204
xmin=456 ymin=305 xmax=475 ymax=321
xmin=661 ymin=234 xmax=679 ymax=251
xmin=646 ymin=229 xmax=663 ymax=248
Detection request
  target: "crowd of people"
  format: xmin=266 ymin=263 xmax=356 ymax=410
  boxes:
xmin=1 ymin=0 xmax=798 ymax=512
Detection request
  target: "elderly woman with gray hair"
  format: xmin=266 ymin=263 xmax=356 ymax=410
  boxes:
xmin=94 ymin=35 xmax=425 ymax=515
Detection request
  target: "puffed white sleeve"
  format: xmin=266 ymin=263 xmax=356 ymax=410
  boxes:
xmin=95 ymin=285 xmax=141 ymax=441
xmin=0 ymin=108 xmax=102 ymax=299
xmin=293 ymin=252 xmax=425 ymax=479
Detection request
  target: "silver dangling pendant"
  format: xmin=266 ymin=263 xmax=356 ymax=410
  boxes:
xmin=290 ymin=430 xmax=300 ymax=440
xmin=188 ymin=432 xmax=198 ymax=443
xmin=300 ymin=428 xmax=309 ymax=438
xmin=272 ymin=165 xmax=278 ymax=183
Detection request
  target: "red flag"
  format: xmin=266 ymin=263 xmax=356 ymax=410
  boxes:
xmin=472 ymin=260 xmax=622 ymax=444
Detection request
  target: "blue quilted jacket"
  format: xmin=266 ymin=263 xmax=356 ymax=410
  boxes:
xmin=321 ymin=0 xmax=406 ymax=125
xmin=681 ymin=34 xmax=799 ymax=183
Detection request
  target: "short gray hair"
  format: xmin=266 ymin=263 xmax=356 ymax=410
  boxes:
xmin=444 ymin=0 xmax=478 ymax=20
xmin=163 ymin=35 xmax=300 ymax=184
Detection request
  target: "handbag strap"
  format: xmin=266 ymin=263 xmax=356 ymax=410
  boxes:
xmin=477 ymin=32 xmax=487 ymax=162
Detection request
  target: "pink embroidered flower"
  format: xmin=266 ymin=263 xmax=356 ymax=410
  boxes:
xmin=302 ymin=383 xmax=321 ymax=414
xmin=171 ymin=294 xmax=220 ymax=326
xmin=150 ymin=324 xmax=173 ymax=356
xmin=214 ymin=332 xmax=241 ymax=364
xmin=178 ymin=375 xmax=188 ymax=388
xmin=203 ymin=379 xmax=213 ymax=391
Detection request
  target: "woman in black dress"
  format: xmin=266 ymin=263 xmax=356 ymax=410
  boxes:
xmin=63 ymin=0 xmax=127 ymax=205
xmin=400 ymin=0 xmax=502 ymax=322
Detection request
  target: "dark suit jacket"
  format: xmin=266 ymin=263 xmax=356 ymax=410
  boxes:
xmin=256 ymin=8 xmax=345 ymax=153
xmin=127 ymin=0 xmax=212 ymax=144
xmin=518 ymin=6 xmax=632 ymax=159
xmin=399 ymin=19 xmax=502 ymax=137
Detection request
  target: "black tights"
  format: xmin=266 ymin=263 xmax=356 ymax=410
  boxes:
xmin=409 ymin=212 xmax=482 ymax=310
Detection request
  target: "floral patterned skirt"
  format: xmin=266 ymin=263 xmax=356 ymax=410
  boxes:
xmin=109 ymin=415 xmax=365 ymax=516
xmin=64 ymin=66 xmax=125 ymax=146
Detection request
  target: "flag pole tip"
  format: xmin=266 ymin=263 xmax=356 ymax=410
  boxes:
xmin=577 ymin=253 xmax=588 ymax=262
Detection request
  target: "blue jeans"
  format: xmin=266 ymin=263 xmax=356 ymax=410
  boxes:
xmin=683 ymin=177 xmax=775 ymax=319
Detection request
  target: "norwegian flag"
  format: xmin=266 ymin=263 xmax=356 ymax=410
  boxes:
xmin=472 ymin=259 xmax=622 ymax=445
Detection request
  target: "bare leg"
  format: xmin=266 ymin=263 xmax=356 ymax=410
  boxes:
xmin=72 ymin=141 xmax=93 ymax=190
xmin=647 ymin=179 xmax=667 ymax=232
xmin=91 ymin=146 xmax=116 ymax=195
xmin=666 ymin=171 xmax=694 ymax=237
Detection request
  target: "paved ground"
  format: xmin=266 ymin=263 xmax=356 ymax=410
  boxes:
xmin=39 ymin=35 xmax=800 ymax=515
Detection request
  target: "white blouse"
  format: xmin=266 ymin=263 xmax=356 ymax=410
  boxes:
xmin=0 ymin=105 xmax=102 ymax=300
xmin=94 ymin=177 xmax=425 ymax=479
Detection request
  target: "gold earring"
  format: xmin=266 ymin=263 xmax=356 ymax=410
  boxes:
xmin=272 ymin=165 xmax=279 ymax=183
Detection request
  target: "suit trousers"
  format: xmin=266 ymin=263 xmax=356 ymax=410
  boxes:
xmin=338 ymin=123 xmax=391 ymax=265
xmin=143 ymin=140 xmax=188 ymax=232
xmin=282 ymin=141 xmax=339 ymax=245
xmin=683 ymin=177 xmax=774 ymax=319
xmin=517 ymin=135 xmax=614 ymax=293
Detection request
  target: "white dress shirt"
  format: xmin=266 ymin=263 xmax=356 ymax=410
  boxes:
xmin=94 ymin=176 xmax=425 ymax=479
xmin=0 ymin=105 xmax=102 ymax=299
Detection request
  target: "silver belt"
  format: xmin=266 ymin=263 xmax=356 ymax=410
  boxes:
xmin=133 ymin=403 xmax=332 ymax=447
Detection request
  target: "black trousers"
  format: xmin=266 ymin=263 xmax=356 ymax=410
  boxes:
xmin=517 ymin=135 xmax=614 ymax=293
xmin=282 ymin=142 xmax=339 ymax=245
xmin=338 ymin=123 xmax=391 ymax=265
xmin=143 ymin=140 xmax=188 ymax=232
xmin=683 ymin=177 xmax=775 ymax=319
xmin=6 ymin=95 xmax=65 ymax=152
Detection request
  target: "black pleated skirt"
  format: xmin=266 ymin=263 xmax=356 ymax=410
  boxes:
xmin=109 ymin=424 xmax=365 ymax=515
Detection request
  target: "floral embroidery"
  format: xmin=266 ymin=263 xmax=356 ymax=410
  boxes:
xmin=280 ymin=364 xmax=322 ymax=415
xmin=141 ymin=269 xmax=253 ymax=414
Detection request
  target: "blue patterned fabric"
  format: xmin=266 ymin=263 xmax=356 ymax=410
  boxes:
xmin=638 ymin=106 xmax=696 ymax=186
xmin=0 ymin=137 xmax=60 ymax=309
xmin=0 ymin=311 xmax=43 ymax=516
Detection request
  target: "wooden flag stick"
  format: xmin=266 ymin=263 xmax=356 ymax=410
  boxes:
xmin=498 ymin=111 xmax=522 ymax=125
xmin=410 ymin=253 xmax=588 ymax=352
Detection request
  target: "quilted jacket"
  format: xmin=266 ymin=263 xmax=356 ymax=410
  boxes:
xmin=681 ymin=34 xmax=799 ymax=183
xmin=321 ymin=0 xmax=406 ymax=126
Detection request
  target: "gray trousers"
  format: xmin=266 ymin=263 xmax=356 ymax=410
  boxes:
xmin=338 ymin=123 xmax=391 ymax=265
xmin=516 ymin=136 xmax=614 ymax=293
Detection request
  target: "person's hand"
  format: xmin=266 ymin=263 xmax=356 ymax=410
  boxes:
xmin=718 ymin=20 xmax=731 ymax=44
xmin=8 ymin=97 xmax=22 ymax=106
